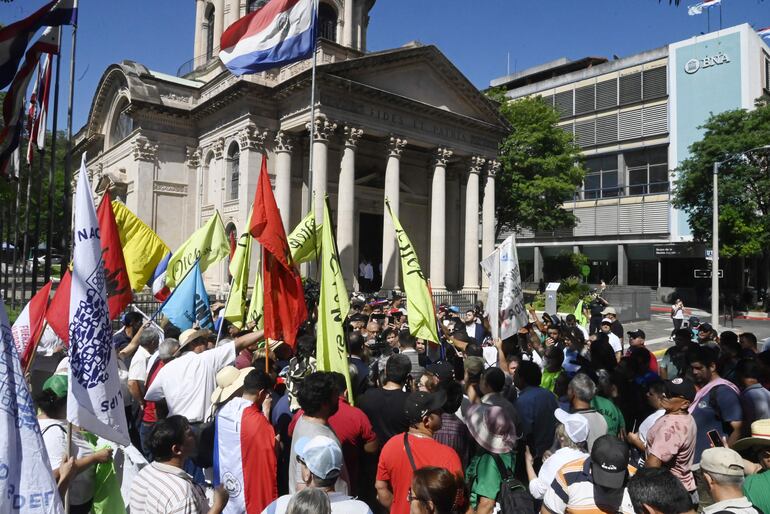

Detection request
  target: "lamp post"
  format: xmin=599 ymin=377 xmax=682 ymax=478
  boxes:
xmin=711 ymin=145 xmax=770 ymax=328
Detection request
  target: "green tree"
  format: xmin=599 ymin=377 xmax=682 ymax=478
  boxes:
xmin=490 ymin=92 xmax=585 ymax=236
xmin=672 ymin=101 xmax=770 ymax=270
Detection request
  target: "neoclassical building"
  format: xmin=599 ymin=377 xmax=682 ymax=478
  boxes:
xmin=73 ymin=0 xmax=507 ymax=294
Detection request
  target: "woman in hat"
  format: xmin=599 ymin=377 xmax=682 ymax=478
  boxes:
xmin=36 ymin=374 xmax=114 ymax=512
xmin=733 ymin=419 xmax=770 ymax=513
xmin=464 ymin=404 xmax=517 ymax=514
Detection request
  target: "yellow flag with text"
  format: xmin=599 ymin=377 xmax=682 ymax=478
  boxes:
xmin=385 ymin=199 xmax=440 ymax=343
xmin=223 ymin=215 xmax=252 ymax=329
xmin=316 ymin=199 xmax=353 ymax=401
xmin=111 ymin=201 xmax=170 ymax=291
xmin=166 ymin=211 xmax=230 ymax=288
xmin=246 ymin=251 xmax=264 ymax=330
xmin=287 ymin=210 xmax=321 ymax=264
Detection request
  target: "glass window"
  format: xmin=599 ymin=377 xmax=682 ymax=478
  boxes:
xmin=111 ymin=109 xmax=133 ymax=144
xmin=205 ymin=7 xmax=215 ymax=60
xmin=624 ymin=147 xmax=669 ymax=196
xmin=584 ymin=173 xmax=601 ymax=199
xmin=248 ymin=0 xmax=268 ymax=12
xmin=228 ymin=146 xmax=240 ymax=201
xmin=318 ymin=3 xmax=337 ymax=42
xmin=583 ymin=154 xmax=619 ymax=199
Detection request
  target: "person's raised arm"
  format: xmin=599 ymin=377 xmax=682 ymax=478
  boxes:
xmin=118 ymin=322 xmax=149 ymax=361
xmin=234 ymin=329 xmax=265 ymax=352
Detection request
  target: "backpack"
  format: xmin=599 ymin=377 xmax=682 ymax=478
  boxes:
xmin=491 ymin=453 xmax=535 ymax=514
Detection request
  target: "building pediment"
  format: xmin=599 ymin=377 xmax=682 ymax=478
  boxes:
xmin=321 ymin=45 xmax=507 ymax=129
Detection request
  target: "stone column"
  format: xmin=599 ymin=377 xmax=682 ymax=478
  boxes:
xmin=194 ymin=0 xmax=205 ymax=58
xmin=274 ymin=131 xmax=294 ymax=232
xmin=382 ymin=135 xmax=407 ymax=291
xmin=617 ymin=243 xmax=628 ymax=286
xmin=307 ymin=116 xmax=337 ymax=223
xmin=237 ymin=123 xmax=268 ymax=222
xmin=343 ymin=0 xmax=354 ymax=47
xmin=430 ymin=147 xmax=452 ymax=291
xmin=338 ymin=125 xmax=362 ymax=290
xmin=534 ymin=246 xmax=544 ymax=283
xmin=481 ymin=159 xmax=499 ymax=288
xmin=131 ymin=135 xmax=159 ymax=223
xmin=214 ymin=0 xmax=225 ymax=52
xmin=185 ymin=146 xmax=201 ymax=240
xmin=463 ymin=156 xmax=485 ymax=290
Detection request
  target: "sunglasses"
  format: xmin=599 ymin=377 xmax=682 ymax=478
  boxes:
xmin=407 ymin=488 xmax=430 ymax=503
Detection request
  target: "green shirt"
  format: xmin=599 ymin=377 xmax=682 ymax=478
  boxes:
xmin=541 ymin=370 xmax=561 ymax=393
xmin=744 ymin=470 xmax=770 ymax=513
xmin=466 ymin=449 xmax=515 ymax=508
xmin=591 ymin=395 xmax=625 ymax=436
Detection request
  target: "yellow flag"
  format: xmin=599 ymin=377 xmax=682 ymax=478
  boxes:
xmin=246 ymin=251 xmax=264 ymax=330
xmin=111 ymin=201 xmax=170 ymax=291
xmin=385 ymin=199 xmax=440 ymax=343
xmin=166 ymin=211 xmax=230 ymax=288
xmin=223 ymin=215 xmax=252 ymax=329
xmin=316 ymin=198 xmax=353 ymax=402
xmin=287 ymin=210 xmax=321 ymax=264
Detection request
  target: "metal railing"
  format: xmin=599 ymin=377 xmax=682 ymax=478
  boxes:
xmin=574 ymin=180 xmax=670 ymax=201
xmin=432 ymin=291 xmax=479 ymax=312
xmin=177 ymin=46 xmax=221 ymax=77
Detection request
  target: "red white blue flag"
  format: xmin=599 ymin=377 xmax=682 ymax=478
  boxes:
xmin=757 ymin=27 xmax=770 ymax=40
xmin=688 ymin=0 xmax=721 ymax=15
xmin=219 ymin=0 xmax=316 ymax=76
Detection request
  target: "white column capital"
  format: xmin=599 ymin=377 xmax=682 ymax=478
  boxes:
xmin=343 ymin=125 xmax=363 ymax=149
xmin=274 ymin=130 xmax=294 ymax=154
xmin=469 ymin=155 xmax=487 ymax=175
xmin=387 ymin=135 xmax=408 ymax=159
xmin=486 ymin=159 xmax=501 ymax=178
xmin=185 ymin=146 xmax=201 ymax=168
xmin=307 ymin=115 xmax=337 ymax=142
xmin=211 ymin=137 xmax=225 ymax=160
xmin=237 ymin=123 xmax=268 ymax=152
xmin=132 ymin=135 xmax=159 ymax=162
xmin=433 ymin=147 xmax=453 ymax=167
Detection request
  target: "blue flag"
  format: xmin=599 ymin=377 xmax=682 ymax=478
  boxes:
xmin=161 ymin=261 xmax=214 ymax=331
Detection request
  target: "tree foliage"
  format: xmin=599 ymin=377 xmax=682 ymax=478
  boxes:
xmin=490 ymin=91 xmax=585 ymax=236
xmin=672 ymin=101 xmax=770 ymax=259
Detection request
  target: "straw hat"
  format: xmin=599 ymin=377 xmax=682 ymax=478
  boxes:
xmin=177 ymin=328 xmax=211 ymax=353
xmin=210 ymin=366 xmax=254 ymax=405
xmin=733 ymin=419 xmax=770 ymax=452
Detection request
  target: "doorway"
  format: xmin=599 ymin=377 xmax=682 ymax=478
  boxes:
xmin=358 ymin=212 xmax=383 ymax=292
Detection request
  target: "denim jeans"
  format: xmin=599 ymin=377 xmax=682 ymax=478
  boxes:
xmin=139 ymin=421 xmax=155 ymax=462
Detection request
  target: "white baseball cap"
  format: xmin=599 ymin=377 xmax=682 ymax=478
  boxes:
xmin=554 ymin=408 xmax=589 ymax=443
xmin=294 ymin=436 xmax=343 ymax=480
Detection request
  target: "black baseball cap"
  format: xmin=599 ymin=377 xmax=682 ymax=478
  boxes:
xmin=590 ymin=435 xmax=629 ymax=490
xmin=627 ymin=329 xmax=645 ymax=339
xmin=426 ymin=362 xmax=455 ymax=383
xmin=404 ymin=390 xmax=447 ymax=424
xmin=664 ymin=377 xmax=696 ymax=403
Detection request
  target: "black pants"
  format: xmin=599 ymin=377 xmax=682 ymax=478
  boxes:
xmin=671 ymin=317 xmax=683 ymax=338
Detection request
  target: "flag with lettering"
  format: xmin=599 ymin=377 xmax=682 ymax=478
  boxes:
xmin=480 ymin=250 xmax=500 ymax=340
xmin=160 ymin=261 xmax=214 ymax=331
xmin=223 ymin=214 xmax=253 ymax=330
xmin=385 ymin=198 xmax=440 ymax=344
xmin=97 ymin=191 xmax=132 ymax=319
xmin=68 ymin=154 xmax=130 ymax=446
xmin=480 ymin=235 xmax=528 ymax=340
xmin=0 ymin=296 xmax=64 ymax=514
xmin=246 ymin=251 xmax=264 ymax=330
xmin=316 ymin=198 xmax=353 ymax=400
xmin=11 ymin=281 xmax=52 ymax=370
xmin=287 ymin=210 xmax=321 ymax=264
xmin=166 ymin=211 xmax=230 ymax=289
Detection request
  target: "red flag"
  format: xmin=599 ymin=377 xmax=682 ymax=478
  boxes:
xmin=229 ymin=229 xmax=237 ymax=261
xmin=47 ymin=269 xmax=71 ymax=343
xmin=248 ymin=155 xmax=306 ymax=347
xmin=97 ymin=191 xmax=133 ymax=319
xmin=11 ymin=281 xmax=52 ymax=369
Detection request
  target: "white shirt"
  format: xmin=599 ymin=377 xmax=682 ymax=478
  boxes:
xmin=40 ymin=419 xmax=95 ymax=505
xmin=576 ymin=324 xmax=590 ymax=341
xmin=672 ymin=304 xmax=685 ymax=319
xmin=607 ymin=332 xmax=622 ymax=354
xmin=33 ymin=325 xmax=64 ymax=373
xmin=145 ymin=341 xmax=236 ymax=423
xmin=262 ymin=492 xmax=372 ymax=514
xmin=638 ymin=409 xmax=665 ymax=444
xmin=529 ymin=447 xmax=588 ymax=500
xmin=128 ymin=345 xmax=152 ymax=383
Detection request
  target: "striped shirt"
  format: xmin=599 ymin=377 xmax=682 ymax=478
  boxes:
xmin=129 ymin=461 xmax=209 ymax=514
xmin=542 ymin=457 xmax=636 ymax=514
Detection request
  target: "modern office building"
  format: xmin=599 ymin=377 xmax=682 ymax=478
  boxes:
xmin=491 ymin=24 xmax=770 ymax=296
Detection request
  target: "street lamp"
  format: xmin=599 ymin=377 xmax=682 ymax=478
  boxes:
xmin=712 ymin=145 xmax=770 ymax=328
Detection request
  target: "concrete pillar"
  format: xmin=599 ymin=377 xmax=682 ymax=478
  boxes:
xmin=617 ymin=243 xmax=628 ymax=286
xmin=194 ymin=0 xmax=205 ymax=59
xmin=337 ymin=125 xmax=362 ymax=290
xmin=463 ymin=156 xmax=485 ymax=290
xmin=430 ymin=147 xmax=452 ymax=291
xmin=274 ymin=131 xmax=294 ymax=233
xmin=382 ymin=135 xmax=407 ymax=290
xmin=308 ymin=116 xmax=337 ymax=223
xmin=214 ymin=0 xmax=225 ymax=52
xmin=343 ymin=0 xmax=354 ymax=47
xmin=534 ymin=246 xmax=544 ymax=283
xmin=236 ymin=123 xmax=267 ymax=222
xmin=481 ymin=159 xmax=499 ymax=288
xmin=573 ymin=245 xmax=581 ymax=254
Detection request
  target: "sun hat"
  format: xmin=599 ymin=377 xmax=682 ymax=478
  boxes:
xmin=733 ymin=419 xmax=770 ymax=452
xmin=42 ymin=374 xmax=68 ymax=399
xmin=210 ymin=366 xmax=254 ymax=405
xmin=465 ymin=404 xmax=517 ymax=454
xmin=177 ymin=328 xmax=210 ymax=353
xmin=295 ymin=435 xmax=343 ymax=480
xmin=701 ymin=447 xmax=745 ymax=477
xmin=554 ymin=408 xmax=589 ymax=443
xmin=600 ymin=307 xmax=617 ymax=316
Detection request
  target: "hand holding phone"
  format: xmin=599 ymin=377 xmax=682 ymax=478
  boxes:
xmin=707 ymin=429 xmax=724 ymax=448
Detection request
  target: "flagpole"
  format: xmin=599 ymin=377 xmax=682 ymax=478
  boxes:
xmin=707 ymin=8 xmax=711 ymax=33
xmin=64 ymin=422 xmax=73 ymax=514
xmin=46 ymin=53 xmax=62 ymax=283
xmin=719 ymin=3 xmax=722 ymax=30
xmin=10 ymin=179 xmax=22 ymax=310
xmin=62 ymin=0 xmax=79 ymax=268
xmin=21 ymin=143 xmax=34 ymax=304
xmin=31 ymin=148 xmax=46 ymax=291
xmin=23 ymin=320 xmax=49 ymax=375
xmin=306 ymin=0 xmax=319 ymax=239
xmin=147 ymin=256 xmax=203 ymax=324
xmin=215 ymin=275 xmax=236 ymax=344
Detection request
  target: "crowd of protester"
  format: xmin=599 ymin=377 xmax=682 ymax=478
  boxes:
xmin=31 ymin=291 xmax=770 ymax=514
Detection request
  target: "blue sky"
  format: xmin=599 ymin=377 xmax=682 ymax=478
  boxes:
xmin=1 ymin=0 xmax=768 ymax=132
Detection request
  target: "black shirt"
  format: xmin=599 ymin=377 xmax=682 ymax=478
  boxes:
xmin=357 ymin=387 xmax=410 ymax=442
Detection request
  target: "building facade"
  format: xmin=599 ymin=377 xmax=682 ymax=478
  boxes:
xmin=73 ymin=0 xmax=508 ymax=295
xmin=492 ymin=24 xmax=770 ymax=297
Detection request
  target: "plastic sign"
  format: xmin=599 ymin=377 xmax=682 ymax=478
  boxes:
xmin=684 ymin=52 xmax=730 ymax=74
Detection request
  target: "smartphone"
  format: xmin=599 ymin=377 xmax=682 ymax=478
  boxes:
xmin=707 ymin=429 xmax=724 ymax=448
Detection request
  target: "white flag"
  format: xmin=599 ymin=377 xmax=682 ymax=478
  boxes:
xmin=0 ymin=296 xmax=64 ymax=513
xmin=67 ymin=154 xmax=130 ymax=446
xmin=481 ymin=235 xmax=528 ymax=341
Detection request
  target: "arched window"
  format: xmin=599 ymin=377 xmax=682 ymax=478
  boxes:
xmin=205 ymin=5 xmax=215 ymax=60
xmin=202 ymin=151 xmax=215 ymax=205
xmin=108 ymin=98 xmax=133 ymax=146
xmin=248 ymin=0 xmax=268 ymax=12
xmin=227 ymin=143 xmax=240 ymax=201
xmin=318 ymin=3 xmax=337 ymax=42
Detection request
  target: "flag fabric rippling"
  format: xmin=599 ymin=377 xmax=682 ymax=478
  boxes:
xmin=11 ymin=281 xmax=52 ymax=370
xmin=110 ymin=201 xmax=170 ymax=292
xmin=97 ymin=192 xmax=133 ymax=319
xmin=160 ymin=261 xmax=214 ymax=331
xmin=166 ymin=211 xmax=229 ymax=289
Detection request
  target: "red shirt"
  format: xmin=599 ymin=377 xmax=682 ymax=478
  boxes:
xmin=376 ymin=433 xmax=463 ymax=514
xmin=288 ymin=397 xmax=377 ymax=495
xmin=625 ymin=345 xmax=660 ymax=374
xmin=142 ymin=360 xmax=164 ymax=423
xmin=241 ymin=405 xmax=278 ymax=513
